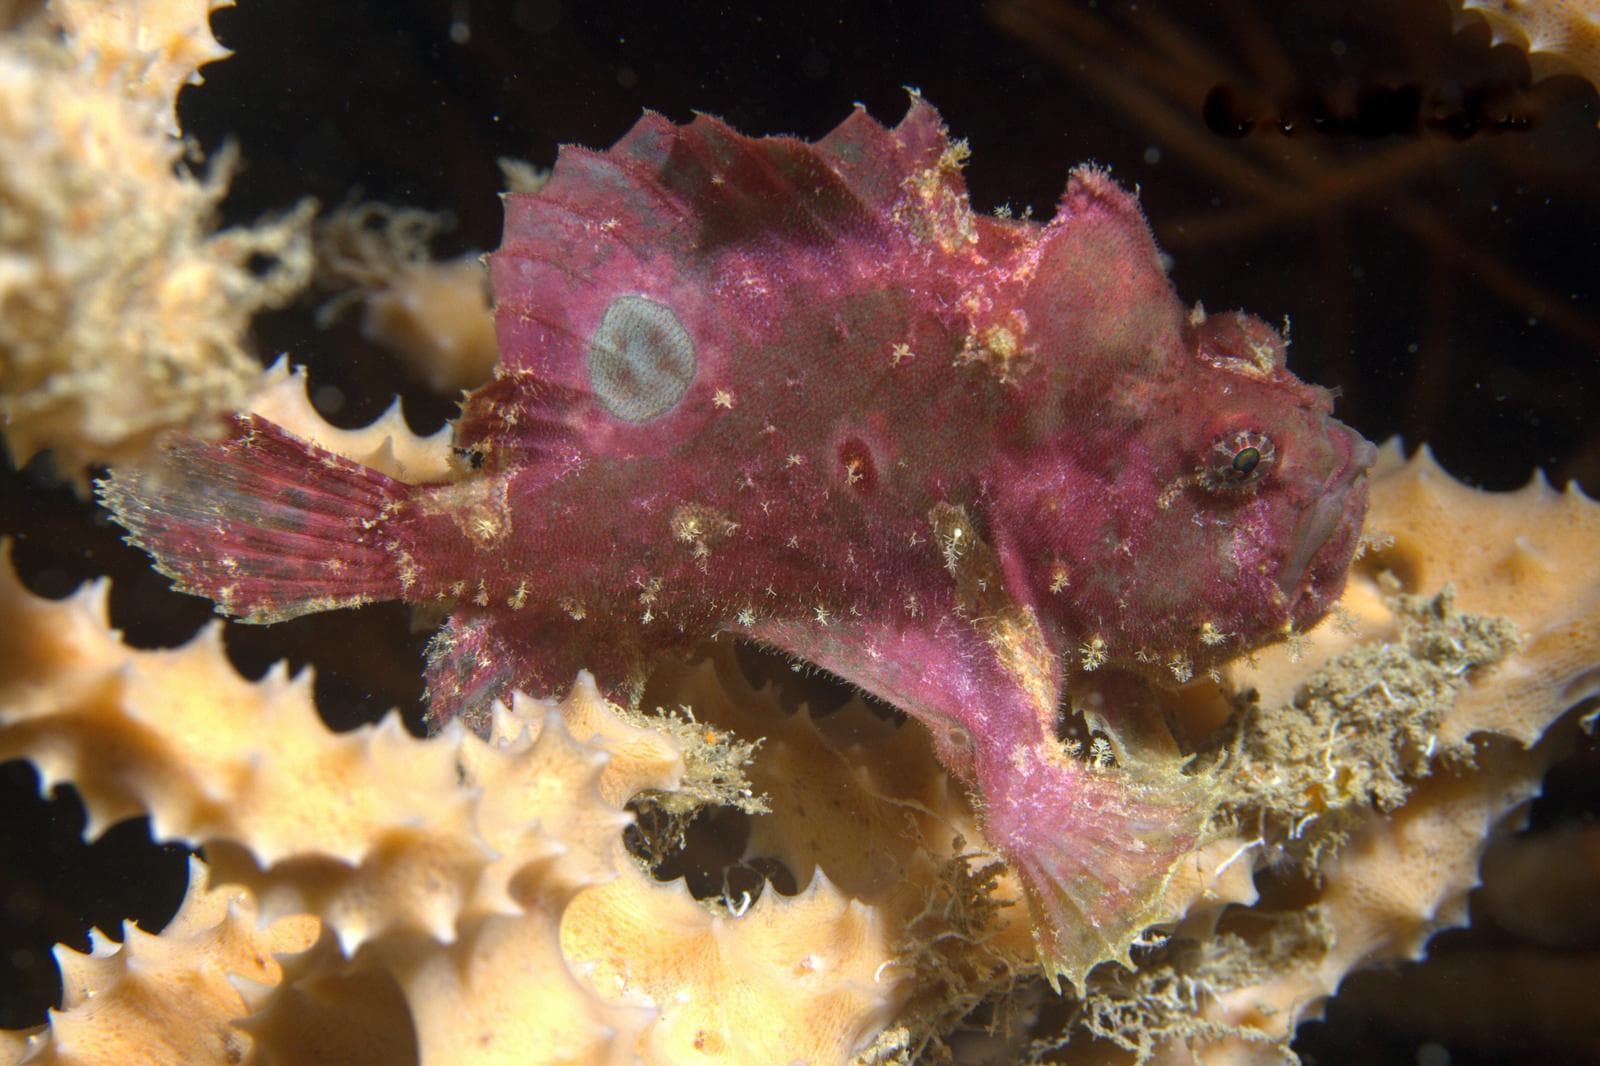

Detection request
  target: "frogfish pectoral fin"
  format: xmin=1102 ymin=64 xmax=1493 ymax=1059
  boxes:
xmin=975 ymin=732 xmax=1217 ymax=993
xmin=752 ymin=610 xmax=1217 ymax=992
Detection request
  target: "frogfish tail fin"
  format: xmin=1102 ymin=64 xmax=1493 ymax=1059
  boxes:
xmin=98 ymin=414 xmax=414 ymax=623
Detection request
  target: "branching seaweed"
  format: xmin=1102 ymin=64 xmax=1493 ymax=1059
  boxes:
xmin=1206 ymin=587 xmax=1518 ymax=871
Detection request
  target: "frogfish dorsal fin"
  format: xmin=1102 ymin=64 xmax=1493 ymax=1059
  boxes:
xmin=479 ymin=96 xmax=962 ymax=457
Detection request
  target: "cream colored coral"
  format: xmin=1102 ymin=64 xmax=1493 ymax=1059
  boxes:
xmin=314 ymin=204 xmax=500 ymax=395
xmin=1157 ymin=444 xmax=1600 ymax=1064
xmin=0 ymin=547 xmax=923 ymax=1064
xmin=1364 ymin=444 xmax=1600 ymax=748
xmin=0 ymin=0 xmax=311 ymax=477
xmin=247 ymin=357 xmax=461 ymax=484
xmin=1457 ymin=0 xmax=1600 ymax=90
xmin=49 ymin=0 xmax=233 ymax=134
xmin=581 ymin=876 xmax=898 ymax=1063
xmin=3 ymin=856 xmax=317 ymax=1065
xmin=0 ymin=548 xmax=626 ymax=947
xmin=0 ymin=549 xmax=656 ymax=1062
xmin=359 ymin=255 xmax=499 ymax=393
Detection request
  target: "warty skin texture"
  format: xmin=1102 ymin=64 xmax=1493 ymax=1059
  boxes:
xmin=102 ymin=97 xmax=1374 ymax=987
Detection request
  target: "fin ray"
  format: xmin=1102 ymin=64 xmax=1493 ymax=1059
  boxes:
xmin=99 ymin=415 xmax=413 ymax=623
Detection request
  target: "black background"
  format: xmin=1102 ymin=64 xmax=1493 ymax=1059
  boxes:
xmin=3 ymin=1 xmax=1598 ymax=1061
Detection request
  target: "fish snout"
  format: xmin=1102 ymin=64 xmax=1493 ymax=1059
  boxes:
xmin=1277 ymin=422 xmax=1377 ymax=603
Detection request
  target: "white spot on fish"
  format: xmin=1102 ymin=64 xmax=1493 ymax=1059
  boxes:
xmin=589 ymin=295 xmax=696 ymax=422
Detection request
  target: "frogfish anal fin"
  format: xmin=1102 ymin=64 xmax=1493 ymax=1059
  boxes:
xmin=423 ymin=606 xmax=652 ymax=737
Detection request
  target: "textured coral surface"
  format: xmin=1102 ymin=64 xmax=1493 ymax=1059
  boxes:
xmin=0 ymin=0 xmax=311 ymax=477
xmin=4 ymin=444 xmax=1598 ymax=1065
xmin=1457 ymin=0 xmax=1600 ymax=91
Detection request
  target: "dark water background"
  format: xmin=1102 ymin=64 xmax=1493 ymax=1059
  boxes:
xmin=3 ymin=1 xmax=1598 ymax=1061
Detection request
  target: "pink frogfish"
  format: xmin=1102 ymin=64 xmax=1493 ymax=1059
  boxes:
xmin=101 ymin=97 xmax=1374 ymax=989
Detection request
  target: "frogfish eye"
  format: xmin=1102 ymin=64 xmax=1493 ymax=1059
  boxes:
xmin=1202 ymin=428 xmax=1275 ymax=492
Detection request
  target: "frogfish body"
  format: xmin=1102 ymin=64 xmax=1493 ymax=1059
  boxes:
xmin=103 ymin=97 xmax=1375 ymax=988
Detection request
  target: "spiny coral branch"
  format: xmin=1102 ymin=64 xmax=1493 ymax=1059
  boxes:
xmin=1126 ymin=443 xmax=1600 ymax=1062
xmin=246 ymin=357 xmax=460 ymax=484
xmin=3 ymin=443 xmax=1600 ymax=1062
xmin=1455 ymin=0 xmax=1600 ymax=91
xmin=0 ymin=0 xmax=313 ymax=477
xmin=13 ymin=854 xmax=319 ymax=1066
xmin=0 ymin=545 xmax=913 ymax=1064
